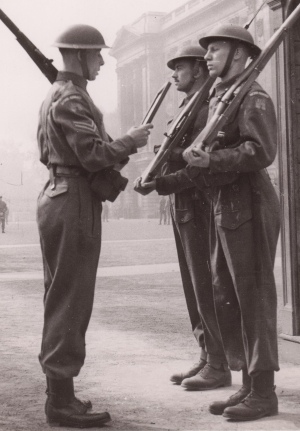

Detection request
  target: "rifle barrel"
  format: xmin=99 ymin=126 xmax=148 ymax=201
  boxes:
xmin=193 ymin=3 xmax=300 ymax=151
xmin=138 ymin=76 xmax=215 ymax=186
xmin=0 ymin=8 xmax=57 ymax=83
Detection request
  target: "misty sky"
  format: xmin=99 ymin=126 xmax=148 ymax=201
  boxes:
xmin=0 ymin=0 xmax=187 ymax=143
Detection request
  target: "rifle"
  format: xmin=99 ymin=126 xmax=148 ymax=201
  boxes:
xmin=0 ymin=8 xmax=57 ymax=83
xmin=135 ymin=3 xmax=268 ymax=193
xmin=90 ymin=81 xmax=171 ymax=200
xmin=190 ymin=3 xmax=300 ymax=155
xmin=141 ymin=81 xmax=172 ymax=124
xmin=243 ymin=0 xmax=267 ymax=30
xmin=135 ymin=75 xmax=215 ymax=192
xmin=0 ymin=7 xmax=171 ymax=122
xmin=0 ymin=9 xmax=172 ymax=201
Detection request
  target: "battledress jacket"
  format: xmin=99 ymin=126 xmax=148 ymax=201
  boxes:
xmin=155 ymin=94 xmax=209 ymax=218
xmin=192 ymin=78 xmax=280 ymax=235
xmin=156 ymin=78 xmax=279 ymax=229
xmin=37 ymin=71 xmax=136 ymax=174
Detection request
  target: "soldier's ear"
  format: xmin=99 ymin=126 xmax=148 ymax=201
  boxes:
xmin=193 ymin=64 xmax=203 ymax=79
xmin=234 ymin=46 xmax=245 ymax=60
xmin=77 ymin=50 xmax=84 ymax=63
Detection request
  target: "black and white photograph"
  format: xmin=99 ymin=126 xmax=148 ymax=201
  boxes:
xmin=0 ymin=0 xmax=300 ymax=430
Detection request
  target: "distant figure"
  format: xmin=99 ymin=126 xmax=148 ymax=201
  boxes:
xmin=102 ymin=202 xmax=109 ymax=222
xmin=159 ymin=196 xmax=167 ymax=225
xmin=0 ymin=196 xmax=8 ymax=233
xmin=165 ymin=199 xmax=171 ymax=225
xmin=5 ymin=206 xmax=9 ymax=225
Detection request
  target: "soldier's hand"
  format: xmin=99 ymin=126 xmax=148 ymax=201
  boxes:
xmin=183 ymin=144 xmax=210 ymax=168
xmin=127 ymin=124 xmax=153 ymax=148
xmin=133 ymin=176 xmax=156 ymax=195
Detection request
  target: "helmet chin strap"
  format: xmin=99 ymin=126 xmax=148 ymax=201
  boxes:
xmin=78 ymin=50 xmax=90 ymax=80
xmin=219 ymin=40 xmax=239 ymax=78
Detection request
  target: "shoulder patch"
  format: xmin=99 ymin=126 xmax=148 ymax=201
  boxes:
xmin=249 ymin=91 xmax=270 ymax=111
xmin=255 ymin=98 xmax=266 ymax=111
xmin=61 ymin=94 xmax=83 ymax=106
xmin=60 ymin=94 xmax=86 ymax=114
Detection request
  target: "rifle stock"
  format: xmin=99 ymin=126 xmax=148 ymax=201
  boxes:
xmin=0 ymin=9 xmax=57 ymax=83
xmin=192 ymin=3 xmax=300 ymax=152
xmin=137 ymin=75 xmax=215 ymax=188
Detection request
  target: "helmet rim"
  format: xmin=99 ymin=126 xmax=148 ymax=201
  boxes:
xmin=199 ymin=24 xmax=261 ymax=57
xmin=167 ymin=45 xmax=207 ymax=70
xmin=53 ymin=24 xmax=110 ymax=50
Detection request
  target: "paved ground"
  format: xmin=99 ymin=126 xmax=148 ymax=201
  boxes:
xmin=0 ymin=220 xmax=299 ymax=431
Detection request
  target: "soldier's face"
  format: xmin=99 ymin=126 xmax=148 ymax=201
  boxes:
xmin=205 ymin=40 xmax=231 ymax=78
xmin=172 ymin=60 xmax=196 ymax=93
xmin=86 ymin=49 xmax=105 ymax=80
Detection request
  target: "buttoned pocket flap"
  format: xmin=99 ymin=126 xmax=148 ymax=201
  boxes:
xmin=215 ymin=209 xmax=252 ymax=230
xmin=44 ymin=183 xmax=68 ymax=198
xmin=175 ymin=208 xmax=194 ymax=224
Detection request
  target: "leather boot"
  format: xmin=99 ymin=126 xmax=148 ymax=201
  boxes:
xmin=181 ymin=363 xmax=231 ymax=391
xmin=170 ymin=358 xmax=207 ymax=384
xmin=46 ymin=378 xmax=111 ymax=428
xmin=223 ymin=371 xmax=278 ymax=421
xmin=46 ymin=376 xmax=92 ymax=412
xmin=209 ymin=369 xmax=251 ymax=415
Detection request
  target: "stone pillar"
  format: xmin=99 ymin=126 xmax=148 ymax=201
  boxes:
xmin=267 ymin=0 xmax=300 ymax=361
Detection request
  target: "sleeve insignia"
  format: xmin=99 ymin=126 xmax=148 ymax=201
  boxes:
xmin=73 ymin=118 xmax=98 ymax=133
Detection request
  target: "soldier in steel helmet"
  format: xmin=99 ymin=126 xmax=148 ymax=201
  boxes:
xmin=36 ymin=24 xmax=152 ymax=427
xmin=135 ymin=45 xmax=232 ymax=391
xmin=183 ymin=24 xmax=280 ymax=421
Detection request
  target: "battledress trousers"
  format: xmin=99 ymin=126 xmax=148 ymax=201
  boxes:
xmin=37 ymin=71 xmax=137 ymax=379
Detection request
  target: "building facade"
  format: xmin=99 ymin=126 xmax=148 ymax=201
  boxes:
xmin=110 ymin=0 xmax=278 ymax=218
xmin=111 ymin=0 xmax=300 ymax=360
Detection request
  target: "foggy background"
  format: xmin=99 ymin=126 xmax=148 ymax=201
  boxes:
xmin=0 ymin=0 xmax=185 ymax=219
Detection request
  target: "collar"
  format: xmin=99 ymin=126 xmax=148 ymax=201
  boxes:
xmin=56 ymin=71 xmax=88 ymax=91
xmin=179 ymin=92 xmax=196 ymax=108
xmin=212 ymin=75 xmax=239 ymax=98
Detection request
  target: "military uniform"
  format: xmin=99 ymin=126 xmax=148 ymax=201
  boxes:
xmin=189 ymin=78 xmax=280 ymax=375
xmin=37 ymin=71 xmax=137 ymax=379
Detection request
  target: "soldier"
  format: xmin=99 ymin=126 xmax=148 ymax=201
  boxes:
xmin=0 ymin=196 xmax=7 ymax=233
xmin=183 ymin=24 xmax=280 ymax=421
xmin=102 ymin=202 xmax=109 ymax=222
xmin=37 ymin=24 xmax=152 ymax=427
xmin=158 ymin=196 xmax=167 ymax=224
xmin=135 ymin=46 xmax=231 ymax=391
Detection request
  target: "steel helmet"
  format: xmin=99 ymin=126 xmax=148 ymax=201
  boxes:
xmin=199 ymin=24 xmax=261 ymax=57
xmin=53 ymin=24 xmax=110 ymax=49
xmin=167 ymin=45 xmax=207 ymax=70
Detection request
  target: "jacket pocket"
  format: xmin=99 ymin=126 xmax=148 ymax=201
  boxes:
xmin=174 ymin=208 xmax=194 ymax=224
xmin=215 ymin=209 xmax=252 ymax=230
xmin=44 ymin=182 xmax=68 ymax=198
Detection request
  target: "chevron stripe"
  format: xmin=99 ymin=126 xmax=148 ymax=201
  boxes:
xmin=73 ymin=119 xmax=97 ymax=133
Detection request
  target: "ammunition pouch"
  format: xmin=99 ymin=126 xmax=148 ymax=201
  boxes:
xmin=89 ymin=168 xmax=129 ymax=202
